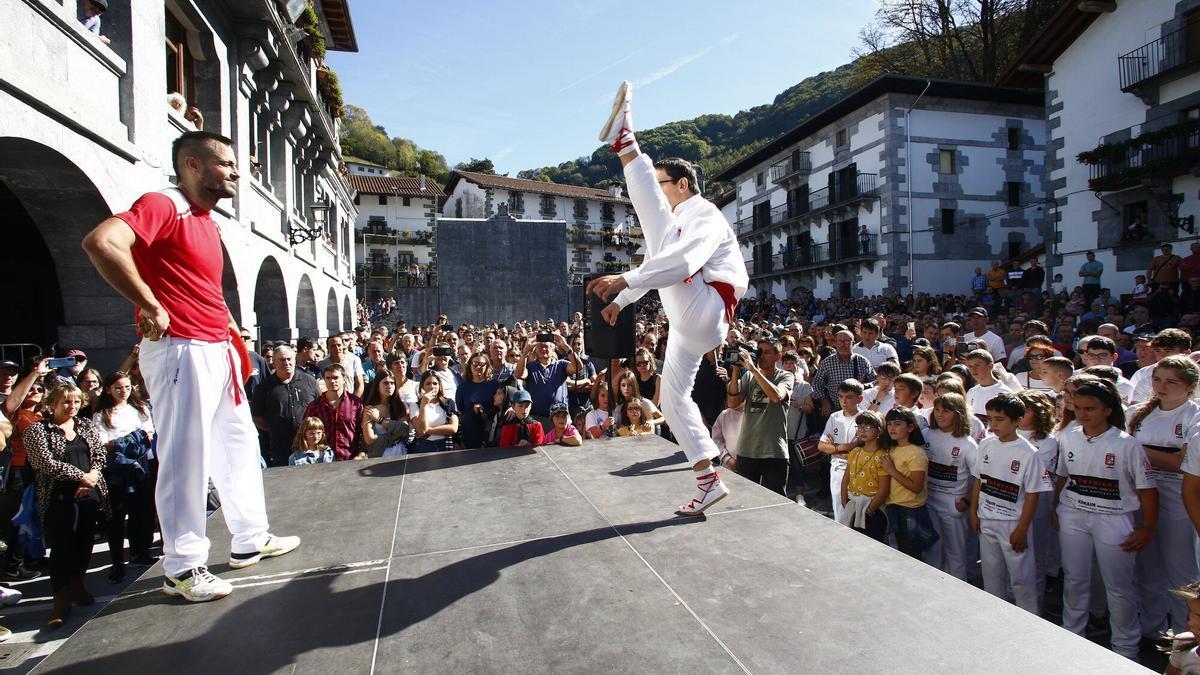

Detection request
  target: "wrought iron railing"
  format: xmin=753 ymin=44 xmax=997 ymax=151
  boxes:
xmin=1119 ymin=28 xmax=1192 ymax=92
xmin=769 ymin=152 xmax=813 ymax=183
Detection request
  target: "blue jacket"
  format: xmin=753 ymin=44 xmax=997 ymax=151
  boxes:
xmin=105 ymin=428 xmax=153 ymax=493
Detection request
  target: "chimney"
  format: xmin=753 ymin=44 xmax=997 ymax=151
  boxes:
xmin=607 ymin=184 xmax=623 ymax=198
xmin=420 ymin=174 xmax=427 ymax=191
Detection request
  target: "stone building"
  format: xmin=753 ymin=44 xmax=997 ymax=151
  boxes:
xmin=1001 ymin=0 xmax=1200 ymax=294
xmin=441 ymin=171 xmax=641 ymax=281
xmin=0 ymin=0 xmax=358 ymax=369
xmin=713 ymin=75 xmax=1047 ymax=300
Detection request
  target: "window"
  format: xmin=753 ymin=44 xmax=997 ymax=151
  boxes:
xmin=353 ymin=194 xmax=360 ymax=205
xmin=509 ymin=191 xmax=524 ymax=212
xmin=573 ymin=199 xmax=588 ymax=218
xmin=939 ymin=149 xmax=955 ymax=174
xmin=1007 ymin=182 xmax=1022 ymax=207
xmin=541 ymin=194 xmax=556 ymax=215
xmin=835 ymin=129 xmax=847 ymax=147
xmin=756 ymin=172 xmax=764 ymax=188
xmin=1008 ymin=241 xmax=1022 ymax=260
xmin=397 ymin=251 xmax=415 ymax=266
xmin=1007 ymin=127 xmax=1020 ymax=150
xmin=941 ymin=208 xmax=956 ymax=234
xmin=601 ymin=203 xmax=614 ymax=222
xmin=165 ymin=12 xmax=195 ymax=105
xmin=403 ymin=197 xmax=411 ymax=207
xmin=378 ymin=194 xmax=387 ymax=205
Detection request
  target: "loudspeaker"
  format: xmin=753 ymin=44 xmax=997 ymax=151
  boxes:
xmin=584 ymin=275 xmax=636 ymax=360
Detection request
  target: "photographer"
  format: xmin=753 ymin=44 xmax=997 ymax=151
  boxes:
xmin=725 ymin=338 xmax=794 ymax=496
xmin=514 ymin=331 xmax=583 ymax=430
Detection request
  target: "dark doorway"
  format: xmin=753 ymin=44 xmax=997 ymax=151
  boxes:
xmin=0 ymin=182 xmax=63 ymax=351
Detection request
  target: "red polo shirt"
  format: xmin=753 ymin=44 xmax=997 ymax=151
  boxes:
xmin=114 ymin=189 xmax=229 ymax=342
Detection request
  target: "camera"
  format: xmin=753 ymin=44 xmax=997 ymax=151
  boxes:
xmin=431 ymin=346 xmax=453 ymax=357
xmin=721 ymin=341 xmax=758 ymax=366
xmin=536 ymin=333 xmax=554 ymax=343
xmin=46 ymin=357 xmax=78 ymax=369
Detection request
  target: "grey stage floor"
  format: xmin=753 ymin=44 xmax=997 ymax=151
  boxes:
xmin=35 ymin=436 xmax=1145 ymax=674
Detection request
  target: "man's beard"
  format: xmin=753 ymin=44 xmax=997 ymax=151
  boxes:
xmin=203 ymin=178 xmax=237 ymax=200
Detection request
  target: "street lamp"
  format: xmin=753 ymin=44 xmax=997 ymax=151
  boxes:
xmin=289 ymin=198 xmax=331 ymax=246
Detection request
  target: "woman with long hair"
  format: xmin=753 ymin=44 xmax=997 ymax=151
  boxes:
xmin=362 ymin=375 xmax=415 ymax=458
xmin=454 ymin=352 xmax=500 ymax=449
xmin=412 ymin=371 xmax=459 ymax=453
xmin=23 ymin=384 xmax=108 ymax=630
xmin=908 ymin=345 xmax=942 ymax=377
xmin=92 ymin=371 xmax=156 ymax=583
xmin=631 ymin=347 xmax=661 ymax=408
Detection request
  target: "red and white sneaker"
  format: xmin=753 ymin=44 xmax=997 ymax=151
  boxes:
xmin=675 ymin=470 xmax=729 ymax=517
xmin=598 ymin=81 xmax=638 ymax=156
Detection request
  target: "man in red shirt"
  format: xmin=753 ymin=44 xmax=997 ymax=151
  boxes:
xmin=82 ymin=131 xmax=299 ymax=603
xmin=303 ymin=364 xmax=364 ymax=460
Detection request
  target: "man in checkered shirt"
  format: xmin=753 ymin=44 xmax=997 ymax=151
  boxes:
xmin=812 ymin=330 xmax=876 ymax=417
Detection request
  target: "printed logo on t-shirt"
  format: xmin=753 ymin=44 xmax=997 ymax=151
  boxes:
xmin=951 ymin=446 xmax=961 ymax=458
xmin=1010 ymin=460 xmax=1020 ymax=473
xmin=1066 ymin=474 xmax=1120 ymax=501
xmin=980 ymin=474 xmax=1019 ymax=504
xmin=1177 ymin=424 xmax=1185 ymax=439
xmin=928 ymin=461 xmax=958 ymax=484
xmin=1104 ymin=453 xmax=1115 ymax=468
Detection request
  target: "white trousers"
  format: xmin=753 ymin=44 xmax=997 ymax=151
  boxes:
xmin=830 ymin=458 xmax=847 ymax=523
xmin=1058 ymin=507 xmax=1140 ymax=659
xmin=624 ymin=154 xmax=722 ymax=467
xmin=140 ymin=336 xmax=270 ymax=577
xmin=1137 ymin=487 xmax=1198 ymax=634
xmin=1031 ymin=490 xmax=1059 ymax=599
xmin=926 ymin=494 xmax=970 ymax=581
xmin=979 ymin=518 xmax=1039 ymax=614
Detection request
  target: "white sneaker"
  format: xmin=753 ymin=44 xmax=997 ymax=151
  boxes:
xmin=0 ymin=586 xmax=20 ymax=607
xmin=675 ymin=470 xmax=730 ymax=516
xmin=162 ymin=566 xmax=232 ymax=603
xmin=229 ymin=533 xmax=301 ymax=569
xmin=598 ymin=81 xmax=637 ymax=155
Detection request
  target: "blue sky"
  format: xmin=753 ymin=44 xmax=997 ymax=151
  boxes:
xmin=326 ymin=0 xmax=879 ymax=175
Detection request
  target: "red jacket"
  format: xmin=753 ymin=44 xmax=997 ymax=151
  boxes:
xmin=498 ymin=420 xmax=544 ymax=448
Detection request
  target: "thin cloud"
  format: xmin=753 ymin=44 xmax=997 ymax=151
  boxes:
xmin=720 ymin=31 xmax=744 ymax=45
xmin=492 ymin=146 xmax=514 ymax=161
xmin=636 ymin=46 xmax=713 ymax=87
xmin=559 ymin=51 xmax=640 ymax=92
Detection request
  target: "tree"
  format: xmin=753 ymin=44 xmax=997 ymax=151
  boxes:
xmin=454 ymin=158 xmax=496 ymax=174
xmin=417 ymin=149 xmax=449 ymax=184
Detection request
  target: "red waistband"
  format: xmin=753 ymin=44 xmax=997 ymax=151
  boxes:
xmin=683 ymin=273 xmax=737 ymax=322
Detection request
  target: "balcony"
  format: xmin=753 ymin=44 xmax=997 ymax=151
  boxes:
xmin=749 ymin=235 xmax=879 ymax=280
xmin=356 ymin=261 xmax=395 ymax=278
xmin=734 ymin=203 xmax=813 ymax=239
xmin=1080 ymin=118 xmax=1200 ymax=192
xmin=769 ymin=153 xmax=813 ymax=185
xmin=355 ymin=226 xmax=432 ymax=245
xmin=1119 ymin=28 xmax=1197 ymax=94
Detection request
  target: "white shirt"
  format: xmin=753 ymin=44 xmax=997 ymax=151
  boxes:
xmin=1056 ymin=426 xmax=1153 ymax=514
xmin=852 ymin=341 xmax=898 ymax=369
xmin=822 ymin=410 xmax=858 ymax=468
xmin=973 ymin=436 xmax=1052 ymax=520
xmin=614 ymin=158 xmax=749 ymax=308
xmin=92 ymin=404 xmax=155 ymax=445
xmin=585 ymin=409 xmax=611 ymax=437
xmin=924 ymin=429 xmax=977 ymax=499
xmin=1130 ymin=364 xmax=1154 ymax=404
xmin=964 ymin=330 xmax=1007 ymax=362
xmin=711 ymin=408 xmax=744 ymax=464
xmin=1018 ymin=429 xmax=1060 ymax=477
xmin=1129 ymin=400 xmax=1199 ymax=487
xmin=857 ymin=386 xmax=895 ymax=416
xmin=318 ymin=353 xmax=366 ymax=389
xmin=1015 ymin=372 xmax=1054 ymax=394
xmin=966 ymin=381 xmax=1011 ymax=418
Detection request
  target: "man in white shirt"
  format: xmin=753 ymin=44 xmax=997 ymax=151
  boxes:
xmin=1130 ymin=329 xmax=1195 ymax=403
xmin=852 ymin=318 xmax=898 ymax=369
xmin=316 ymin=334 xmax=365 ymax=398
xmin=962 ymin=307 xmax=1007 ymax=363
xmin=964 ymin=349 xmax=1011 ymax=420
xmin=1079 ymin=335 xmax=1134 ymax=402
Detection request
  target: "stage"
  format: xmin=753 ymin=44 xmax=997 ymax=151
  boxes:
xmin=35 ymin=436 xmax=1145 ymax=673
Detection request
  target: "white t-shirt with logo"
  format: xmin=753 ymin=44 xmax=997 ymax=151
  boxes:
xmin=924 ymin=429 xmax=977 ymax=500
xmin=964 ymin=330 xmax=1007 ymax=362
xmin=1130 ymin=364 xmax=1155 ymax=404
xmin=973 ymin=436 xmax=1052 ymax=520
xmin=853 ymin=341 xmax=898 ymax=369
xmin=822 ymin=409 xmax=858 ymax=469
xmin=1018 ymin=429 xmax=1060 ymax=477
xmin=1056 ymin=426 xmax=1153 ymax=515
xmin=1129 ymin=400 xmax=1199 ymax=484
xmin=858 ymin=386 xmax=895 ymax=416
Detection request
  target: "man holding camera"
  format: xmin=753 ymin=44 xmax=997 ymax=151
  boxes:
xmin=514 ymin=332 xmax=583 ymax=430
xmin=587 ymin=81 xmax=748 ymax=516
xmin=725 ymin=339 xmax=794 ymax=496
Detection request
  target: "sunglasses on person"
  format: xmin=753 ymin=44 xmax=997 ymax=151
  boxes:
xmin=635 ymin=360 xmax=649 ymax=367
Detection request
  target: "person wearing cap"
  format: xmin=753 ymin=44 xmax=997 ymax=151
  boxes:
xmin=0 ymin=361 xmax=23 ymax=409
xmin=961 ymin=307 xmax=1007 ymax=363
xmin=80 ymin=0 xmax=110 ymax=44
xmin=498 ymin=389 xmax=544 ymax=448
xmin=543 ymin=402 xmax=583 ymax=447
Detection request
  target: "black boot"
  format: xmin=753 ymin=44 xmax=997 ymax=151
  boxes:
xmin=69 ymin=574 xmax=93 ymax=606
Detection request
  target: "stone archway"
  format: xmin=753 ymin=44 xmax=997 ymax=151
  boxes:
xmin=253 ymin=257 xmax=289 ymax=342
xmin=325 ymin=288 xmax=340 ymax=335
xmin=0 ymin=138 xmax=124 ymax=368
xmin=343 ymin=295 xmax=353 ymax=331
xmin=222 ymin=245 xmax=241 ymax=327
xmin=296 ymin=275 xmax=319 ymax=338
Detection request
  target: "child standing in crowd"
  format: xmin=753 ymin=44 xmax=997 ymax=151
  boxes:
xmin=819 ymin=379 xmax=865 ymax=523
xmin=924 ymin=393 xmax=977 ymax=581
xmin=1054 ymin=381 xmax=1157 ymax=660
xmin=860 ymin=362 xmax=899 ymax=416
xmin=288 ymin=418 xmax=333 ymax=465
xmin=892 ymin=374 xmax=926 ymax=429
xmin=838 ymin=411 xmax=891 ymax=542
xmin=1015 ymin=389 xmax=1061 ymax=601
xmin=498 ymin=389 xmax=543 ymax=447
xmin=617 ymin=398 xmax=655 ymax=437
xmin=880 ymin=407 xmax=934 ymax=558
xmin=711 ymin=395 xmax=744 ymax=469
xmin=543 ymin=402 xmax=583 ymax=447
xmin=1127 ymin=355 xmax=1200 ymax=636
xmin=970 ymin=393 xmax=1051 ymax=614
xmin=584 ymin=380 xmax=615 ymax=439
xmin=964 ymin=350 xmax=1011 ymax=420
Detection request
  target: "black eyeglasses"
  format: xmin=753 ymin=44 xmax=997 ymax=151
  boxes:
xmin=635 ymin=361 xmax=649 ymax=366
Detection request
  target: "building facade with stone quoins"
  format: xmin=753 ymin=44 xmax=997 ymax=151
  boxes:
xmin=1001 ymin=0 xmax=1200 ymax=294
xmin=0 ymin=0 xmax=359 ymax=371
xmin=348 ymin=173 xmax=445 ymax=300
xmin=714 ymin=75 xmax=1048 ymax=300
xmin=441 ymin=171 xmax=644 ymax=282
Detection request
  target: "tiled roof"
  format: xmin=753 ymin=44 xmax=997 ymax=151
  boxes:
xmin=348 ymin=174 xmax=445 ymax=197
xmin=344 ymin=155 xmax=387 ymax=168
xmin=446 ymin=171 xmax=632 ymax=204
